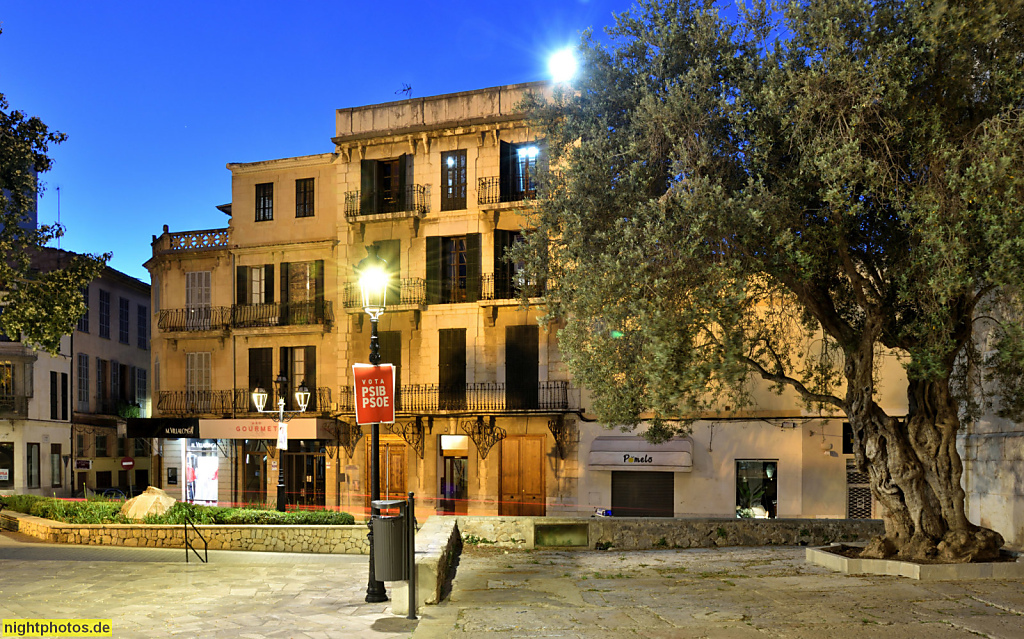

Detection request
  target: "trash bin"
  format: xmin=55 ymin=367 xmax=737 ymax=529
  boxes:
xmin=371 ymin=499 xmax=408 ymax=581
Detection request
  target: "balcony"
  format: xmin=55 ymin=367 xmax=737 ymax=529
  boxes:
xmin=342 ymin=279 xmax=425 ymax=310
xmin=335 ymin=381 xmax=573 ymax=414
xmin=478 ymin=176 xmax=535 ymax=206
xmin=152 ymin=227 xmax=230 ymax=255
xmin=157 ymin=387 xmax=332 ymax=416
xmin=344 ymin=185 xmax=429 ymax=220
xmin=0 ymin=395 xmax=28 ymax=418
xmin=158 ymin=302 xmax=334 ymax=332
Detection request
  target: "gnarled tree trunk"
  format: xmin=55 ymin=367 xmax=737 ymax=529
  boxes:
xmin=846 ymin=346 xmax=1003 ymax=562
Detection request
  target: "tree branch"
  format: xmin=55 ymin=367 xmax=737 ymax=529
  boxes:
xmin=738 ymin=353 xmax=845 ymax=410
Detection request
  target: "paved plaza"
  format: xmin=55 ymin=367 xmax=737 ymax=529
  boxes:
xmin=2 ymin=530 xmax=1024 ymax=638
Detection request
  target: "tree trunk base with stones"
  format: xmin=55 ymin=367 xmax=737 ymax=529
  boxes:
xmin=860 ymin=527 xmax=1004 ymax=563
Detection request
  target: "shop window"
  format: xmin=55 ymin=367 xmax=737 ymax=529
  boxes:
xmin=0 ymin=442 xmax=13 ymax=488
xmin=27 ymin=442 xmax=40 ymax=488
xmin=736 ymin=460 xmax=778 ymax=519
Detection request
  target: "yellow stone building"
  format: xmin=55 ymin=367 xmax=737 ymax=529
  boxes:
xmin=140 ymin=81 xmax=899 ymax=524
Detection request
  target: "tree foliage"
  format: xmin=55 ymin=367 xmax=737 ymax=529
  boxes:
xmin=0 ymin=54 xmax=108 ymax=354
xmin=519 ymin=0 xmax=1024 ymax=559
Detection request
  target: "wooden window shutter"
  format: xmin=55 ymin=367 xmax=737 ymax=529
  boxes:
xmin=465 ymin=233 xmax=481 ymax=303
xmin=236 ymin=266 xmax=248 ymax=305
xmin=426 ymin=236 xmax=442 ymax=304
xmin=50 ymin=371 xmax=58 ymax=419
xmin=264 ymin=264 xmax=275 ymax=304
xmin=360 ymin=159 xmax=377 ymax=214
xmin=61 ymin=373 xmax=68 ymax=420
xmin=314 ymin=260 xmax=325 ymax=317
xmin=305 ymin=346 xmax=316 ymax=411
xmin=499 ymin=141 xmax=513 ymax=201
xmin=397 ymin=154 xmax=409 ymax=211
xmin=373 ymin=240 xmax=401 ymax=306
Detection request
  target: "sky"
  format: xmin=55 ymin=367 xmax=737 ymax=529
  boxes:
xmin=0 ymin=0 xmax=631 ymax=281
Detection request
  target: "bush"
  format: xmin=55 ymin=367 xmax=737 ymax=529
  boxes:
xmin=27 ymin=498 xmax=127 ymax=524
xmin=0 ymin=494 xmax=48 ymax=514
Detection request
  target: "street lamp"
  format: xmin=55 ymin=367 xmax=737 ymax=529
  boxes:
xmin=252 ymin=372 xmax=310 ymax=512
xmin=356 ymin=245 xmax=389 ymax=603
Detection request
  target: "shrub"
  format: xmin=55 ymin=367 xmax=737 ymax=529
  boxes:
xmin=0 ymin=494 xmax=48 ymax=514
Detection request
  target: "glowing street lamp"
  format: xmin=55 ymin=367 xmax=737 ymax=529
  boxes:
xmin=355 ymin=245 xmax=390 ymax=603
xmin=252 ymin=373 xmax=310 ymax=512
xmin=548 ymin=48 xmax=577 ymax=83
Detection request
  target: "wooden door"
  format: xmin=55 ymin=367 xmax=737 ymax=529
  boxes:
xmin=365 ymin=439 xmax=406 ymax=508
xmin=499 ymin=435 xmax=546 ymax=516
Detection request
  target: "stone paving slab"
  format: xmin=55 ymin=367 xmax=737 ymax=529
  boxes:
xmin=412 ymin=545 xmax=1024 ymax=639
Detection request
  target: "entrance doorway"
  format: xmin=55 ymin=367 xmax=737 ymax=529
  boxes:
xmin=438 ymin=435 xmax=469 ymax=514
xmin=365 ymin=437 xmax=406 ymax=510
xmin=499 ymin=435 xmax=546 ymax=516
xmin=282 ymin=440 xmax=327 ymax=507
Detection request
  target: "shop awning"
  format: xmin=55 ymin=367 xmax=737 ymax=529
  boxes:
xmin=126 ymin=417 xmax=200 ymax=439
xmin=588 ymin=436 xmax=693 ymax=472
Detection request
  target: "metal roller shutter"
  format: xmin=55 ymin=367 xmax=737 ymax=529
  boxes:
xmin=611 ymin=471 xmax=674 ymax=517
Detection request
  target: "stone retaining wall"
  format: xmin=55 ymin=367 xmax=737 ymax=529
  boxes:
xmin=392 ymin=516 xmax=462 ymax=616
xmin=1 ymin=510 xmax=369 ymax=554
xmin=456 ymin=516 xmax=886 ymax=550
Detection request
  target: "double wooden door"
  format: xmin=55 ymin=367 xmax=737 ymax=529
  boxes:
xmin=499 ymin=435 xmax=546 ymax=516
xmin=365 ymin=437 xmax=407 ymax=508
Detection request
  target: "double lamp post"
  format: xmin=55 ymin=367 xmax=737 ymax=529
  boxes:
xmin=252 ymin=374 xmax=310 ymax=512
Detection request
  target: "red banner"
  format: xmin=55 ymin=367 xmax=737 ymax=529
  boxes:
xmin=352 ymin=363 xmax=395 ymax=425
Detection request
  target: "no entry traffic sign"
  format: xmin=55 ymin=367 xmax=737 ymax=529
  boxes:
xmin=352 ymin=363 xmax=395 ymax=425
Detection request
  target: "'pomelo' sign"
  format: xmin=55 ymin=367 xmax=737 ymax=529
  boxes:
xmin=352 ymin=363 xmax=395 ymax=425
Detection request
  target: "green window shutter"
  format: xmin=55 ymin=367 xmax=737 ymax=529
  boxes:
xmin=426 ymin=237 xmax=442 ymax=305
xmin=499 ymin=141 xmax=513 ymax=201
xmin=314 ymin=260 xmax=325 ymax=320
xmin=305 ymin=346 xmax=316 ymax=411
xmin=397 ymin=154 xmax=409 ymax=211
xmin=279 ymin=263 xmax=290 ymax=323
xmin=236 ymin=266 xmax=248 ymax=305
xmin=373 ymin=240 xmax=401 ymax=306
xmin=264 ymin=264 xmax=275 ymax=304
xmin=360 ymin=160 xmax=377 ymax=214
xmin=465 ymin=233 xmax=481 ymax=303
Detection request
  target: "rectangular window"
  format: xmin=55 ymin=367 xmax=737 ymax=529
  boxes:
xmin=248 ymin=347 xmax=273 ymax=411
xmin=98 ymin=290 xmax=111 ymax=339
xmin=0 ymin=441 xmax=13 ymax=488
xmin=441 ymin=150 xmax=467 ymax=211
xmin=443 ymin=237 xmax=467 ymax=303
xmin=185 ymin=271 xmax=212 ymax=330
xmin=95 ymin=435 xmax=109 ymax=458
xmin=359 ymin=154 xmax=413 ymax=215
xmin=61 ymin=372 xmax=68 ymax=420
xmin=117 ymin=437 xmax=125 ymax=458
xmin=77 ymin=354 xmax=90 ymax=411
xmin=50 ymin=443 xmax=61 ymax=488
xmin=134 ymin=438 xmax=147 ymax=457
xmin=736 ymin=460 xmax=778 ymax=519
xmin=137 ymin=305 xmax=148 ymax=349
xmin=119 ymin=297 xmax=130 ymax=343
xmin=136 ymin=368 xmax=147 ymax=415
xmin=111 ymin=361 xmax=120 ymax=404
xmin=27 ymin=442 xmax=40 ymax=488
xmin=76 ymin=433 xmax=86 ymax=456
xmin=0 ymin=361 xmax=12 ymax=395
xmin=255 ymin=182 xmax=274 ymax=221
xmin=186 ymin=352 xmax=212 ymax=412
xmin=498 ymin=141 xmax=545 ymax=202
xmin=295 ymin=178 xmax=315 ymax=217
xmin=77 ymin=287 xmax=89 ymax=333
xmin=251 ymin=267 xmax=266 ymax=304
xmin=95 ymin=470 xmax=112 ymax=489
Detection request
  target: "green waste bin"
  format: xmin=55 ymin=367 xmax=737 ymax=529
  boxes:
xmin=371 ymin=499 xmax=408 ymax=581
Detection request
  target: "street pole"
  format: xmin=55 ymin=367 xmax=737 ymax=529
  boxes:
xmin=276 ymin=398 xmax=286 ymax=513
xmin=365 ymin=313 xmax=388 ymax=603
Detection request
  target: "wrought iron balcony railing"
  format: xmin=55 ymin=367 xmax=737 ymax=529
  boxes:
xmin=0 ymin=395 xmax=28 ymax=418
xmin=232 ymin=301 xmax=334 ymax=328
xmin=157 ymin=387 xmax=332 ymax=416
xmin=477 ymin=176 xmax=535 ymax=206
xmin=335 ymin=381 xmax=572 ymax=414
xmin=158 ymin=307 xmax=232 ymax=332
xmin=479 ymin=273 xmax=546 ymax=301
xmin=344 ymin=184 xmax=429 ymax=218
xmin=342 ymin=279 xmax=426 ymax=308
xmin=158 ymin=302 xmax=334 ymax=332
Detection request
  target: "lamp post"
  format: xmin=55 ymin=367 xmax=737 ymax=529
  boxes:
xmin=253 ymin=373 xmax=311 ymax=513
xmin=356 ymin=245 xmax=390 ymax=603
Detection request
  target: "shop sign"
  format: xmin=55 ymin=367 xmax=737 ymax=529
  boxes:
xmin=0 ymin=469 xmax=8 ymax=481
xmin=588 ymin=436 xmax=693 ymax=472
xmin=75 ymin=460 xmax=92 ymax=470
xmin=198 ymin=418 xmax=322 ymax=440
xmin=121 ymin=457 xmax=135 ymax=470
xmin=352 ymin=363 xmax=395 ymax=425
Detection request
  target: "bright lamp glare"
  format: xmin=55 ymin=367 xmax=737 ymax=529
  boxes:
xmin=548 ymin=49 xmax=577 ymax=83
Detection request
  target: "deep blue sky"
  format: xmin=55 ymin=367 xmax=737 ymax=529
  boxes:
xmin=1 ymin=0 xmax=632 ymax=280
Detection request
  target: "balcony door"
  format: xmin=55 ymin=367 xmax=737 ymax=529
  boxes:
xmin=185 ymin=271 xmax=211 ymax=330
xmin=505 ymin=325 xmax=538 ymax=409
xmin=439 ymin=329 xmax=466 ymax=410
xmin=186 ymin=352 xmax=211 ymax=413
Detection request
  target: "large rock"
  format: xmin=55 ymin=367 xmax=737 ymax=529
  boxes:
xmin=120 ymin=487 xmax=177 ymax=521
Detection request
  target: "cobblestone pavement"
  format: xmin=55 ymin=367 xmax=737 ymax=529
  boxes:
xmin=412 ymin=545 xmax=1024 ymax=639
xmin=0 ymin=530 xmax=418 ymax=638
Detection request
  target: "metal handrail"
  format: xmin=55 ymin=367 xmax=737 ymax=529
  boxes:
xmin=477 ymin=176 xmax=535 ymax=205
xmin=157 ymin=307 xmax=232 ymax=332
xmin=335 ymin=381 xmax=572 ymax=413
xmin=231 ymin=301 xmax=334 ymax=328
xmin=342 ymin=279 xmax=426 ymax=308
xmin=344 ymin=184 xmax=430 ymax=218
xmin=158 ymin=386 xmax=331 ymax=416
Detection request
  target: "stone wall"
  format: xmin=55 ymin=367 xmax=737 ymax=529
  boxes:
xmin=456 ymin=516 xmax=885 ymax=550
xmin=2 ymin=510 xmax=368 ymax=554
xmin=391 ymin=516 xmax=462 ymax=616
